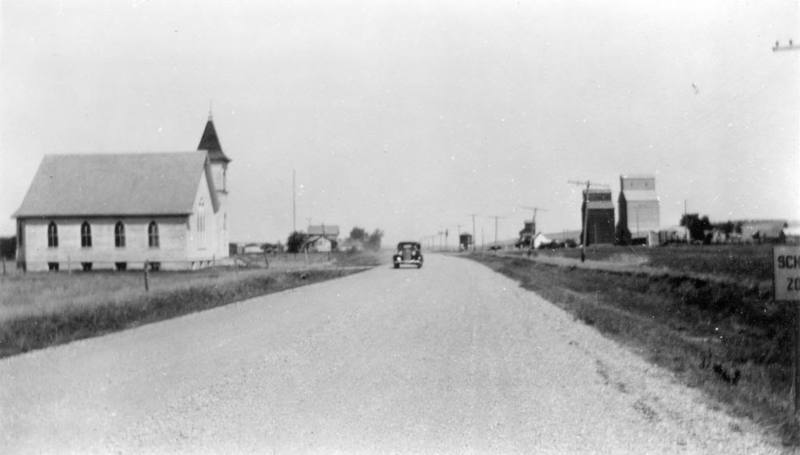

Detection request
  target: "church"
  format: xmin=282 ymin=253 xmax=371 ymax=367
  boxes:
xmin=13 ymin=115 xmax=231 ymax=272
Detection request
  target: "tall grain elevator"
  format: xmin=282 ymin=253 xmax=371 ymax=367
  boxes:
xmin=582 ymin=188 xmax=615 ymax=245
xmin=616 ymin=175 xmax=660 ymax=245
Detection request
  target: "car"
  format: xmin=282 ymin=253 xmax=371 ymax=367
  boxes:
xmin=393 ymin=241 xmax=423 ymax=269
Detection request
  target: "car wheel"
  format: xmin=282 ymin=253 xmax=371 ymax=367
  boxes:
xmin=417 ymin=263 xmax=422 ymax=269
xmin=394 ymin=263 xmax=399 ymax=269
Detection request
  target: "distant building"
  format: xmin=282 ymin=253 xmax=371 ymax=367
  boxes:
xmin=517 ymin=221 xmax=536 ymax=248
xmin=658 ymin=226 xmax=690 ymax=244
xmin=582 ymin=188 xmax=615 ymax=245
xmin=305 ymin=224 xmax=339 ymax=252
xmin=740 ymin=220 xmax=787 ymax=243
xmin=617 ymin=175 xmax=660 ymax=244
xmin=14 ymin=115 xmax=231 ymax=271
xmin=459 ymin=233 xmax=473 ymax=250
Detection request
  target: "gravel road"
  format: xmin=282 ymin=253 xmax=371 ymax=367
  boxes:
xmin=0 ymin=254 xmax=783 ymax=454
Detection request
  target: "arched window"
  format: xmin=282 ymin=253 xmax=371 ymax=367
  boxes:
xmin=197 ymin=198 xmax=206 ymax=245
xmin=148 ymin=221 xmax=159 ymax=248
xmin=80 ymin=221 xmax=92 ymax=248
xmin=47 ymin=222 xmax=58 ymax=247
xmin=114 ymin=221 xmax=125 ymax=248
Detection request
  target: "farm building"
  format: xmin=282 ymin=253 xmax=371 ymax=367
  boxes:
xmin=616 ymin=175 xmax=660 ymax=245
xmin=582 ymin=188 xmax=615 ymax=245
xmin=740 ymin=220 xmax=787 ymax=243
xmin=305 ymin=224 xmax=339 ymax=252
xmin=13 ymin=115 xmax=231 ymax=272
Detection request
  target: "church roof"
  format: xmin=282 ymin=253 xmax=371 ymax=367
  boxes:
xmin=197 ymin=117 xmax=231 ymax=163
xmin=14 ymin=152 xmax=214 ymax=217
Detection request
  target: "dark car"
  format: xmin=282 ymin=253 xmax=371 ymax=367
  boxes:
xmin=393 ymin=241 xmax=423 ymax=269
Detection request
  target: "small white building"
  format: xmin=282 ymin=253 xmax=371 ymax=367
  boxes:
xmin=14 ymin=116 xmax=231 ymax=271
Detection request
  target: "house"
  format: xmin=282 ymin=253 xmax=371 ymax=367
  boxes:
xmin=582 ymin=188 xmax=615 ymax=245
xmin=658 ymin=226 xmax=690 ymax=244
xmin=616 ymin=175 xmax=660 ymax=245
xmin=13 ymin=115 xmax=231 ymax=271
xmin=740 ymin=220 xmax=787 ymax=243
xmin=305 ymin=224 xmax=339 ymax=252
xmin=784 ymin=225 xmax=800 ymax=244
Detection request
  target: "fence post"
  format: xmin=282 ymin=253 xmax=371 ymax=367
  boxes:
xmin=143 ymin=260 xmax=149 ymax=292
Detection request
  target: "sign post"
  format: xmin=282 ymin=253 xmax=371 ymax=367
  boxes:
xmin=774 ymin=246 xmax=800 ymax=414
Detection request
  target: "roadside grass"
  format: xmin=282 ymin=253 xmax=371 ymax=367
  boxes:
xmin=0 ymin=252 xmax=381 ymax=358
xmin=469 ymin=254 xmax=799 ymax=445
xmin=533 ymin=244 xmax=774 ymax=282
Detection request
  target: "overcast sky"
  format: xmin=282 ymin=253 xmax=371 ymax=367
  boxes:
xmin=1 ymin=0 xmax=798 ymax=245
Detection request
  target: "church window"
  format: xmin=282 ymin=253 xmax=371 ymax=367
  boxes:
xmin=197 ymin=198 xmax=206 ymax=246
xmin=148 ymin=221 xmax=159 ymax=248
xmin=81 ymin=221 xmax=92 ymax=248
xmin=115 ymin=222 xmax=126 ymax=248
xmin=47 ymin=222 xmax=58 ymax=247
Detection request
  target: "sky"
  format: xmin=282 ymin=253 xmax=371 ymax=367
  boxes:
xmin=1 ymin=0 xmax=798 ymax=246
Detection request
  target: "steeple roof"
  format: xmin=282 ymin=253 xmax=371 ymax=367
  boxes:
xmin=197 ymin=115 xmax=231 ymax=163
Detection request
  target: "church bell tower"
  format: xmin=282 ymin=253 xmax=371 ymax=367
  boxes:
xmin=197 ymin=110 xmax=231 ymax=257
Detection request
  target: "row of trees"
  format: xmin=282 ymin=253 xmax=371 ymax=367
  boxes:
xmin=679 ymin=214 xmax=747 ymax=243
xmin=347 ymin=227 xmax=384 ymax=251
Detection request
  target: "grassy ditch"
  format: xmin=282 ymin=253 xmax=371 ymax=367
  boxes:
xmin=535 ymin=244 xmax=774 ymax=282
xmin=0 ymin=252 xmax=382 ymax=358
xmin=469 ymin=254 xmax=799 ymax=444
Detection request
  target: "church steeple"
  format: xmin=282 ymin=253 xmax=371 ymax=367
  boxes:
xmin=197 ymin=111 xmax=231 ymax=164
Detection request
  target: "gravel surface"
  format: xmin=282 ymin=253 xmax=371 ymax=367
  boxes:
xmin=0 ymin=254 xmax=783 ymax=453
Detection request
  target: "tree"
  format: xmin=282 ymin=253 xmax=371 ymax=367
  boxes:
xmin=349 ymin=227 xmax=368 ymax=242
xmin=366 ymin=229 xmax=384 ymax=251
xmin=286 ymin=231 xmax=308 ymax=253
xmin=680 ymin=214 xmax=712 ymax=243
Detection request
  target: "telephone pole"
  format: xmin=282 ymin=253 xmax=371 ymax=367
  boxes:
xmin=467 ymin=214 xmax=478 ymax=251
xmin=773 ymin=36 xmax=800 ymax=416
xmin=485 ymin=215 xmax=506 ymax=247
xmin=568 ymin=180 xmax=609 ymax=262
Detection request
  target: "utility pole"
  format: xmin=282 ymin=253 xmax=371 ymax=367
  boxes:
xmin=773 ymin=37 xmax=800 ymax=416
xmin=468 ymin=214 xmax=478 ymax=251
xmin=485 ymin=215 xmax=506 ymax=249
xmin=568 ymin=180 xmax=609 ymax=262
xmin=520 ymin=206 xmax=548 ymax=253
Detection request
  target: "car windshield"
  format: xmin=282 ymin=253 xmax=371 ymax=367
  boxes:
xmin=398 ymin=243 xmax=419 ymax=251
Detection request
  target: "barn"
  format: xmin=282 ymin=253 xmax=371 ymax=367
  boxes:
xmin=13 ymin=116 xmax=231 ymax=271
xmin=582 ymin=188 xmax=615 ymax=245
xmin=616 ymin=174 xmax=660 ymax=244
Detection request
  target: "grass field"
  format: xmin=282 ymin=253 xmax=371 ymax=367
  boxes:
xmin=0 ymin=251 xmax=383 ymax=358
xmin=527 ymin=243 xmax=775 ymax=282
xmin=468 ymin=245 xmax=798 ymax=444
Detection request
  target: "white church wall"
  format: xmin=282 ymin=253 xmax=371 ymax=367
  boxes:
xmin=21 ymin=216 xmax=189 ymax=271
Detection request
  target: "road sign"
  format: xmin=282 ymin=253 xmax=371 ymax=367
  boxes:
xmin=774 ymin=246 xmax=800 ymax=302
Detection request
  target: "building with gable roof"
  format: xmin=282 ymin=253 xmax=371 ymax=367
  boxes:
xmin=13 ymin=115 xmax=231 ymax=271
xmin=304 ymin=224 xmax=339 ymax=252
